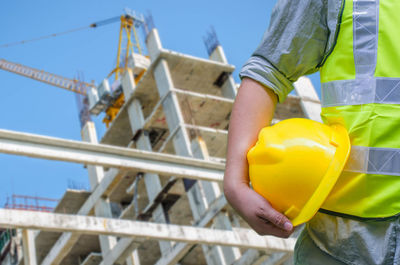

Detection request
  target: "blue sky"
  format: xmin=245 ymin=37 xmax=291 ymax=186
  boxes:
xmin=0 ymin=0 xmax=320 ymax=207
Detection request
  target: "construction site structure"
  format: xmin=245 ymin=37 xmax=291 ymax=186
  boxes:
xmin=0 ymin=14 xmax=322 ymax=265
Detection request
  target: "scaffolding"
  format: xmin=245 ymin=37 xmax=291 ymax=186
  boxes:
xmin=0 ymin=22 xmax=321 ymax=265
xmin=4 ymin=195 xmax=58 ymax=213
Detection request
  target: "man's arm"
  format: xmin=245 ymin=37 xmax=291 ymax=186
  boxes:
xmin=223 ymin=77 xmax=293 ymax=238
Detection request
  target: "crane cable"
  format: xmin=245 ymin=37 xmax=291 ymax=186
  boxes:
xmin=0 ymin=16 xmax=120 ymax=48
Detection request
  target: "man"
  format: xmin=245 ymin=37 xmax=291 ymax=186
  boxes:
xmin=224 ymin=0 xmax=400 ymax=264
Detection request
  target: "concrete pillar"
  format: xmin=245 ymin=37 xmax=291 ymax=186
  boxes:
xmin=209 ymin=45 xmax=237 ymax=99
xmin=146 ymin=28 xmax=240 ymax=265
xmin=191 ymin=139 xmax=241 ymax=265
xmin=22 ymin=229 xmax=37 ymax=265
xmin=146 ymin=28 xmax=163 ymax=62
xmin=125 ymin=250 xmax=141 ymax=265
xmin=81 ymin=122 xmax=118 ymax=256
xmin=152 ymin=59 xmax=193 ymax=158
xmin=122 ymin=69 xmax=173 ymax=255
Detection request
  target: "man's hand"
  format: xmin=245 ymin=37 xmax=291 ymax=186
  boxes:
xmin=225 ymin=184 xmax=294 ymax=238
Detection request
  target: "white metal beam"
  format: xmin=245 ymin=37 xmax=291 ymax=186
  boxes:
xmin=0 ymin=209 xmax=295 ymax=252
xmin=0 ymin=129 xmax=224 ymax=182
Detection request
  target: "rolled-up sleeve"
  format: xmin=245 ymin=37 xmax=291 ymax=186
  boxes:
xmin=240 ymin=0 xmax=330 ymax=102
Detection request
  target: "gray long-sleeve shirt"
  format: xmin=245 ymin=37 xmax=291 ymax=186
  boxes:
xmin=239 ymin=0 xmax=344 ymax=102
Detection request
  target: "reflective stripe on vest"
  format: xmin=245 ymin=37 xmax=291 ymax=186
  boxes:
xmin=321 ymin=78 xmax=400 ymax=107
xmin=322 ymin=0 xmax=379 ymax=107
xmin=353 ymin=0 xmax=378 ymax=77
xmin=345 ymin=146 xmax=400 ymax=176
xmin=319 ymin=0 xmax=400 ymax=218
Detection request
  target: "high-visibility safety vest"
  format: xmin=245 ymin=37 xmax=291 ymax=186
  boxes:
xmin=320 ymin=0 xmax=400 ymax=219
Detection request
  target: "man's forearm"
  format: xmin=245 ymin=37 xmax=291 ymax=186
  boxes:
xmin=224 ymin=77 xmax=277 ymax=195
xmin=223 ymin=78 xmax=293 ymax=236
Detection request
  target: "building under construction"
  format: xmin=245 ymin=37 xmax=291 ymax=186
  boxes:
xmin=0 ymin=10 xmax=321 ymax=265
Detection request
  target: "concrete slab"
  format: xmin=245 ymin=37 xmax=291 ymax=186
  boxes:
xmin=35 ymin=190 xmax=91 ymax=264
xmin=167 ymin=190 xmax=194 ymax=227
xmin=59 ymin=234 xmax=100 ymax=265
xmin=107 ymin=174 xmax=136 ymax=204
xmin=35 ymin=231 xmax=62 ymax=264
xmin=137 ymin=240 xmax=161 ymax=265
xmin=160 ymin=49 xmax=235 ymax=95
xmin=54 ymin=189 xmax=91 ymax=214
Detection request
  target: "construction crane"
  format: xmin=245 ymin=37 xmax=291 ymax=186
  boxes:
xmin=0 ymin=58 xmax=94 ymax=127
xmin=0 ymin=8 xmax=149 ymax=128
xmin=0 ymin=59 xmax=94 ymax=95
xmin=95 ymin=8 xmax=148 ymax=127
xmin=108 ymin=8 xmax=145 ymax=81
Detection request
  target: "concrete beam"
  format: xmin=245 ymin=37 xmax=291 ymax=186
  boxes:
xmin=0 ymin=209 xmax=295 ymax=252
xmin=0 ymin=129 xmax=224 ymax=182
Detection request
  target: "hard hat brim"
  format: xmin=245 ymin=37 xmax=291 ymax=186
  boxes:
xmin=291 ymin=124 xmax=351 ymax=226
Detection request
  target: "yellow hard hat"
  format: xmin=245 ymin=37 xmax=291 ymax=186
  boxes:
xmin=247 ymin=118 xmax=350 ymax=226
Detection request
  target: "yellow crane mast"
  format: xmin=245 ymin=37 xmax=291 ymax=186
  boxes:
xmin=103 ymin=9 xmax=146 ymax=127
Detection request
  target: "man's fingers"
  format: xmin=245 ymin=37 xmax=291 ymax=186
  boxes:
xmin=262 ymin=222 xmax=293 ymax=238
xmin=255 ymin=205 xmax=293 ymax=231
xmin=253 ymin=220 xmax=293 ymax=238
